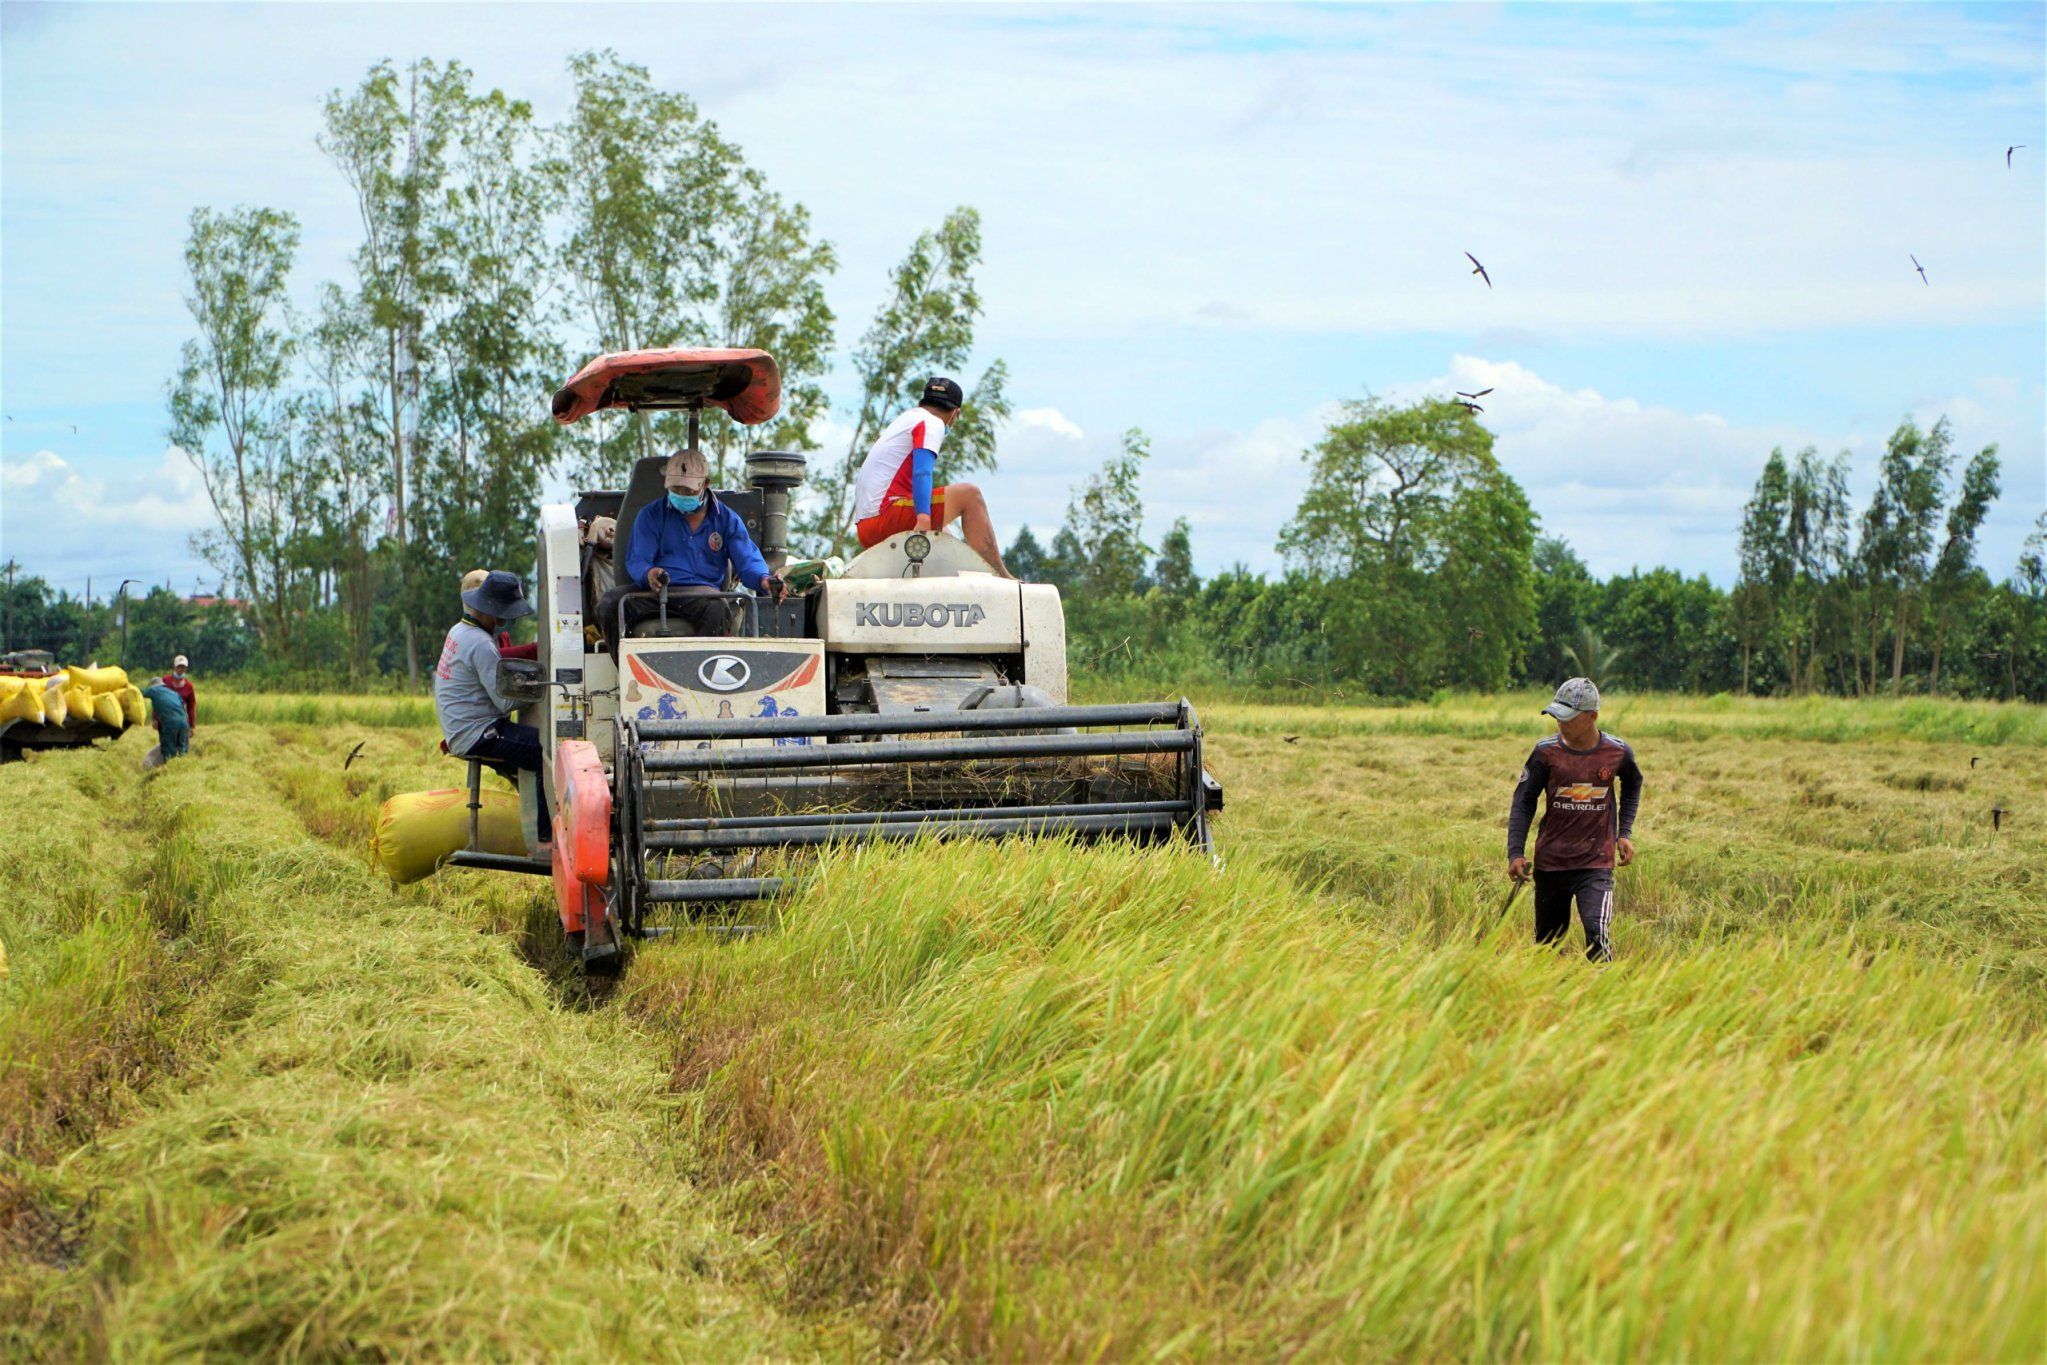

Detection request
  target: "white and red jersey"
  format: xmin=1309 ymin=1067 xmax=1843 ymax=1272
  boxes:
xmin=853 ymin=406 xmax=948 ymax=520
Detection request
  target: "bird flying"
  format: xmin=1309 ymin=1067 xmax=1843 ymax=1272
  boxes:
xmin=1464 ymin=251 xmax=1491 ymax=288
xmin=1911 ymin=254 xmax=1928 ymax=285
xmin=2010 ymin=145 xmax=2025 ymax=168
xmin=344 ymin=740 xmax=367 ymax=770
xmin=1454 ymin=399 xmax=1485 ymax=414
xmin=1456 ymin=388 xmax=1493 ymax=400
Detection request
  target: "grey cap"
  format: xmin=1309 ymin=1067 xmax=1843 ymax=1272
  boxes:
xmin=1541 ymin=677 xmax=1600 ymax=721
xmin=460 ymin=570 xmax=534 ymax=621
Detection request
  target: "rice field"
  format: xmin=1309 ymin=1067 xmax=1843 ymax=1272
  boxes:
xmin=1 ymin=692 xmax=2041 ymax=1360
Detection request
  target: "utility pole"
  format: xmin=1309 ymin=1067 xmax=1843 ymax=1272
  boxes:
xmin=116 ymin=579 xmax=139 ymax=668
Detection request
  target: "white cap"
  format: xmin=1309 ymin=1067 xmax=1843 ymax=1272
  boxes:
xmin=173 ymin=654 xmax=189 ymax=668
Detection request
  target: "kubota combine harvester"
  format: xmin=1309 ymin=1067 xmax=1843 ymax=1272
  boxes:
xmin=431 ymin=348 xmax=1222 ymax=973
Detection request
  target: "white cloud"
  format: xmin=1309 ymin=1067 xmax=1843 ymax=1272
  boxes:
xmin=1 ymin=447 xmax=215 ymax=534
xmin=1013 ymin=408 xmax=1084 ymax=442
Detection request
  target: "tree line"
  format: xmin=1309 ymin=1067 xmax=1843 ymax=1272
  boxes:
xmin=164 ymin=53 xmax=1007 ymax=682
xmin=1003 ymin=403 xmax=2047 ymax=702
xmin=9 ymin=394 xmax=2041 ymax=700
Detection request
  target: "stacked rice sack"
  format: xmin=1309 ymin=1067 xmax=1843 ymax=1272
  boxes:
xmin=1 ymin=665 xmax=144 ymax=733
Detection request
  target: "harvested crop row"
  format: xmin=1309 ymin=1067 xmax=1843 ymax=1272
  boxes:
xmin=2 ymin=727 xmax=833 ymax=1360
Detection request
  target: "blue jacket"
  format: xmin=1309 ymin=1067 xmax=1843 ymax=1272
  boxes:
xmin=140 ymin=681 xmax=189 ymax=728
xmin=625 ymin=492 xmax=772 ymax=592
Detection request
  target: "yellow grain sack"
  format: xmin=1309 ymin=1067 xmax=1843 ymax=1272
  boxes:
xmin=119 ymin=685 xmax=147 ymax=726
xmin=94 ymin=691 xmax=125 ymax=729
xmin=0 ymin=678 xmax=43 ymax=724
xmin=372 ymin=787 xmax=529 ymax=885
xmin=40 ymin=678 xmax=68 ymax=726
xmin=62 ymin=685 xmax=94 ymax=726
xmin=64 ymin=664 xmax=127 ymax=694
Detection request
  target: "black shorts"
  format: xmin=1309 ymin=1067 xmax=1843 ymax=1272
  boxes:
xmin=1534 ymin=867 xmax=1614 ymax=961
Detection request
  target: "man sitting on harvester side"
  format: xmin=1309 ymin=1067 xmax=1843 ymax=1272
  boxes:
xmin=434 ymin=569 xmax=551 ymax=842
xmin=595 ymin=447 xmax=785 ymax=654
xmin=853 ymin=376 xmax=1012 ymax=577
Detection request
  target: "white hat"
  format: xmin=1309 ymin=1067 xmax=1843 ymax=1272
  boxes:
xmin=173 ymin=654 xmax=190 ymax=668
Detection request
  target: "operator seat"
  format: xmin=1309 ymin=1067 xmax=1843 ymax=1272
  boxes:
xmin=608 ymin=453 xmax=735 ymax=640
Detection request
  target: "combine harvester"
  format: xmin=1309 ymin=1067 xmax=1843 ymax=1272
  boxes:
xmin=0 ymin=651 xmax=146 ymax=763
xmin=395 ymin=348 xmax=1222 ymax=974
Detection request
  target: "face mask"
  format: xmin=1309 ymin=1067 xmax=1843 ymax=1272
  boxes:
xmin=668 ymin=491 xmax=704 ymax=514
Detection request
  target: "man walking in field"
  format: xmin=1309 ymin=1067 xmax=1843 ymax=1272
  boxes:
xmin=1505 ymin=678 xmax=1643 ymax=961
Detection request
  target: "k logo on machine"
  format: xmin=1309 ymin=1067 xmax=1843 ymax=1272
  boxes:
xmin=698 ymin=655 xmax=751 ymax=691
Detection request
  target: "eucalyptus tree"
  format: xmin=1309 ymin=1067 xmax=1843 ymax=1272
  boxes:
xmin=700 ymin=174 xmax=838 ymax=484
xmin=1924 ymin=445 xmax=2001 ymax=691
xmin=1733 ymin=449 xmax=1789 ymax=692
xmin=1857 ymin=418 xmax=1954 ymax=688
xmin=167 ymin=205 xmax=306 ymax=657
xmin=320 ymin=58 xmax=462 ymax=680
xmin=413 ymin=73 xmax=567 ymax=605
xmin=300 ymin=283 xmax=386 ymax=675
xmin=550 ymin=50 xmax=743 ymax=479
xmin=811 ymin=207 xmax=1010 ymax=555
xmin=1061 ymin=428 xmax=1154 ymax=597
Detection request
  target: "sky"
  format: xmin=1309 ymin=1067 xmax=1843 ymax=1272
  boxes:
xmin=3 ymin=1 xmax=2043 ymax=600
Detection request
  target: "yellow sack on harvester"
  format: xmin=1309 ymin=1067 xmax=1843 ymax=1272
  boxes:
xmin=39 ymin=679 xmax=69 ymax=726
xmin=93 ymin=692 xmax=125 ymax=729
xmin=119 ymin=685 xmax=146 ymax=726
xmin=66 ymin=665 xmax=129 ymax=694
xmin=0 ymin=677 xmax=43 ymax=724
xmin=372 ymin=788 xmax=528 ymax=885
xmin=61 ymin=685 xmax=94 ymax=726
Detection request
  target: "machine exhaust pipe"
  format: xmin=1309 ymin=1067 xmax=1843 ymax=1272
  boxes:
xmin=744 ymin=450 xmax=806 ymax=572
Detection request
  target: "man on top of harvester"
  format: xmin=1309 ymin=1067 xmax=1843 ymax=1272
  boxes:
xmin=596 ymin=447 xmax=785 ymax=654
xmin=853 ymin=376 xmax=1012 ymax=577
xmin=434 ymin=571 xmax=549 ymax=840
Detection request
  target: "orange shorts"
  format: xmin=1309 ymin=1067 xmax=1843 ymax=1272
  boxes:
xmin=855 ymin=488 xmax=947 ymax=548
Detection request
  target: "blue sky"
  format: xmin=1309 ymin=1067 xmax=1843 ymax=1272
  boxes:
xmin=3 ymin=1 xmax=2042 ymax=598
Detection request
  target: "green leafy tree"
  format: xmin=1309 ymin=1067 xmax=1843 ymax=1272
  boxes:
xmin=1732 ymin=450 xmax=1789 ymax=693
xmin=1529 ymin=536 xmax=1596 ymax=687
xmin=1061 ymin=428 xmax=1153 ymax=597
xmin=1280 ymin=396 xmax=1531 ymax=693
xmin=1004 ymin=526 xmax=1054 ymax=585
xmin=320 ymin=59 xmax=461 ymax=681
xmin=1857 ymin=418 xmax=1953 ymax=689
xmin=811 ymin=207 xmax=1007 ymax=555
xmin=1152 ymin=517 xmax=1199 ymax=598
xmin=412 ymin=72 xmax=567 ymax=626
xmin=300 ymin=284 xmax=386 ymax=676
xmin=701 ymin=173 xmax=837 ymax=483
xmin=1924 ymin=445 xmax=2001 ymax=691
xmin=549 ymin=51 xmax=744 ymax=480
xmin=167 ymin=205 xmax=306 ymax=659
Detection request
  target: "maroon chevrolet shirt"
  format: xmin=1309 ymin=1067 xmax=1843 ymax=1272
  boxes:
xmin=1506 ymin=732 xmax=1643 ymax=871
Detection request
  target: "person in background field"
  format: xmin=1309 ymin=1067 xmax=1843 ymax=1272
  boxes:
xmin=461 ymin=569 xmax=538 ymax=661
xmin=140 ymin=676 xmax=192 ymax=761
xmin=434 ymin=569 xmax=550 ymax=841
xmin=852 ymin=376 xmax=1012 ymax=576
xmin=1505 ymin=678 xmax=1643 ymax=962
xmin=160 ymin=654 xmax=197 ymax=730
